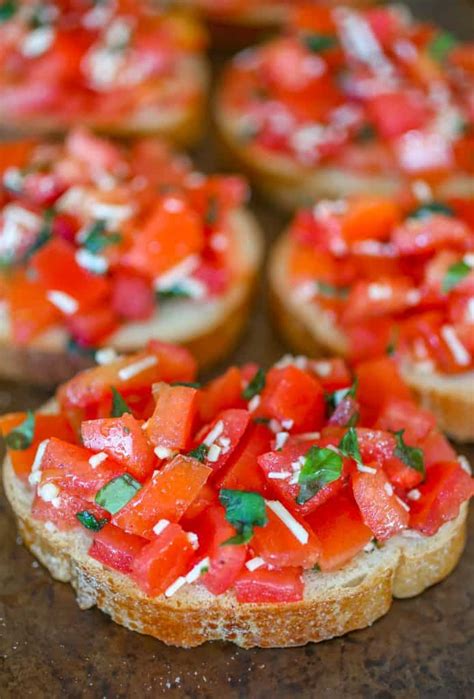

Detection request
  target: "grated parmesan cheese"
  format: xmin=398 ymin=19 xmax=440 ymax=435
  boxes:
xmin=266 ymin=500 xmax=309 ymax=545
xmin=152 ymin=519 xmax=170 ymax=536
xmin=118 ymin=355 xmax=158 ymax=381
xmin=88 ymin=452 xmax=108 ymax=469
xmin=46 ymin=290 xmax=79 ymax=315
xmin=245 ymin=557 xmax=265 ymax=572
xmin=95 ymin=347 xmax=119 ymax=365
xmin=203 ymin=420 xmax=224 ymax=447
xmin=440 ymin=325 xmax=471 ymax=366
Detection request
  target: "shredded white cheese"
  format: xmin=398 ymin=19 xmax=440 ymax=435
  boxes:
xmin=28 ymin=439 xmax=50 ymax=486
xmin=440 ymin=325 xmax=471 ymax=366
xmin=357 ymin=464 xmax=377 ymax=474
xmin=185 ymin=557 xmax=210 ymax=584
xmin=267 ymin=471 xmax=292 ymax=480
xmin=245 ymin=557 xmax=265 ymax=572
xmin=154 ymin=255 xmax=200 ymax=291
xmin=384 ymin=482 xmax=394 ymax=497
xmin=154 ymin=446 xmax=174 ymax=460
xmin=118 ymin=355 xmax=158 ymax=381
xmin=458 ymin=455 xmax=472 ymax=475
xmin=407 ymin=488 xmax=421 ymax=501
xmin=152 ymin=519 xmax=170 ymax=536
xmin=396 ymin=495 xmax=410 ymax=512
xmin=22 ymin=27 xmax=55 ymax=58
xmin=164 ymin=576 xmax=187 ymax=598
xmin=38 ymin=483 xmax=60 ymax=503
xmin=75 ymin=248 xmax=108 ymax=275
xmin=274 ymin=432 xmax=289 ymax=451
xmin=88 ymin=452 xmax=108 ymax=469
xmin=46 ymin=290 xmax=79 ymax=315
xmin=95 ymin=347 xmax=119 ymax=365
xmin=207 ymin=444 xmax=222 ymax=463
xmin=187 ymin=532 xmax=199 ymax=549
xmin=247 ymin=395 xmax=261 ymax=412
xmin=266 ymin=500 xmax=309 ymax=545
xmin=203 ymin=420 xmax=224 ymax=447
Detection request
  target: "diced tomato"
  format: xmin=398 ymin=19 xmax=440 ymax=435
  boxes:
xmin=181 ymin=483 xmax=216 ymax=524
xmin=342 ymin=277 xmax=415 ymax=324
xmin=66 ymin=128 xmax=123 ymax=173
xmin=251 ymin=505 xmax=320 ymax=569
xmin=341 ymin=196 xmax=400 ymax=243
xmin=7 ymin=274 xmax=59 ymax=344
xmin=146 ymin=384 xmax=198 ymax=451
xmin=198 ymin=367 xmax=245 ymax=424
xmin=453 ymin=135 xmax=474 ymax=174
xmin=288 ymin=244 xmax=337 ymax=284
xmin=375 ymin=398 xmax=436 ymax=444
xmin=392 ymin=215 xmax=471 ymax=255
xmin=355 ymin=427 xmax=422 ymax=489
xmin=409 ymin=461 xmax=474 ymax=536
xmin=306 ymin=487 xmax=372 ymax=571
xmin=112 ymin=456 xmax=211 ymax=538
xmin=67 ymin=305 xmax=119 ymax=347
xmin=131 ymin=523 xmax=195 ymax=597
xmin=234 ymin=567 xmax=304 ymax=604
xmin=215 ymin=423 xmax=272 ymax=494
xmin=32 ymin=491 xmax=109 ymax=531
xmin=399 ymin=312 xmax=471 ymax=374
xmin=31 ymin=238 xmax=109 ymax=313
xmin=0 ymin=413 xmax=75 ymax=480
xmin=419 ymin=430 xmax=456 ymax=468
xmin=81 ymin=414 xmax=155 ymax=482
xmin=256 ymin=365 xmax=325 ymax=433
xmin=125 ymin=195 xmax=204 ymax=279
xmin=345 ymin=317 xmax=394 ymax=363
xmin=89 ymin=523 xmax=147 ymax=574
xmin=39 ymin=437 xmax=125 ymax=498
xmin=20 ymin=171 xmax=66 ymax=207
xmin=310 ymin=358 xmax=352 ymax=393
xmin=0 ymin=140 xmax=37 ymax=175
xmin=111 ymin=270 xmax=155 ymax=321
xmin=367 ymin=91 xmax=429 ymax=139
xmin=197 ymin=409 xmax=250 ymax=472
xmin=193 ymin=504 xmax=247 ymax=595
xmin=355 ymin=357 xmax=412 ymax=423
xmin=352 ymin=468 xmax=410 ymax=541
xmin=366 ymin=7 xmax=402 ymax=46
xmin=290 ymin=208 xmax=345 ymax=254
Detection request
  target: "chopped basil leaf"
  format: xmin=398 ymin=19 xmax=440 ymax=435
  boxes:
xmin=253 ymin=417 xmax=270 ymax=425
xmin=205 ymin=195 xmax=219 ymax=226
xmin=303 ymin=33 xmax=338 ymax=53
xmin=219 ymin=489 xmax=268 ymax=545
xmin=386 ymin=327 xmax=399 ymax=357
xmin=442 ymin=260 xmax=470 ymax=294
xmin=316 ymin=281 xmax=349 ymax=299
xmin=171 ymin=381 xmax=201 ymax=388
xmin=66 ymin=338 xmax=97 ymax=359
xmin=95 ymin=473 xmax=141 ymax=514
xmin=157 ymin=285 xmax=191 ymax=300
xmin=408 ymin=201 xmax=454 ymax=219
xmin=76 ymin=510 xmax=108 ymax=532
xmin=188 ymin=443 xmax=209 ymax=463
xmin=242 ymin=368 xmax=266 ymax=401
xmin=393 ymin=430 xmax=425 ymax=476
xmin=111 ymin=387 xmax=132 ymax=417
xmin=338 ymin=426 xmax=362 ymax=463
xmin=312 ymin=563 xmax=321 ymax=572
xmin=4 ymin=411 xmax=35 ymax=450
xmin=82 ymin=220 xmax=121 ymax=254
xmin=326 ymin=379 xmax=358 ymax=412
xmin=0 ymin=0 xmax=16 ymax=22
xmin=355 ymin=123 xmax=376 ymax=142
xmin=297 ymin=446 xmax=343 ymax=505
xmin=428 ymin=32 xmax=458 ymax=63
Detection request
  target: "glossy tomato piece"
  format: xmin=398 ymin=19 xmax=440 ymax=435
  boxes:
xmin=0 ymin=413 xmax=75 ymax=480
xmin=215 ymin=423 xmax=272 ymax=494
xmin=198 ymin=367 xmax=245 ymax=424
xmin=392 ymin=215 xmax=471 ymax=256
xmin=375 ymin=398 xmax=436 ymax=444
xmin=256 ymin=365 xmax=325 ymax=433
xmin=131 ymin=523 xmax=195 ymax=597
xmin=0 ymin=140 xmax=37 ymax=176
xmin=146 ymin=384 xmax=198 ymax=451
xmin=344 ymin=317 xmax=394 ymax=363
xmin=112 ymin=456 xmax=212 ymax=538
xmin=310 ymin=358 xmax=352 ymax=393
xmin=341 ymin=196 xmax=400 ymax=243
xmin=89 ymin=523 xmax=147 ymax=574
xmin=355 ymin=428 xmax=423 ymax=490
xmin=418 ymin=431 xmax=456 ymax=468
xmin=352 ymin=468 xmax=410 ymax=541
xmin=181 ymin=483 xmax=216 ymax=524
xmin=342 ymin=277 xmax=415 ymax=324
xmin=7 ymin=274 xmax=59 ymax=344
xmin=355 ymin=357 xmax=412 ymax=424
xmin=251 ymin=505 xmax=320 ymax=569
xmin=193 ymin=505 xmax=247 ymax=595
xmin=409 ymin=461 xmax=474 ymax=535
xmin=197 ymin=409 xmax=250 ymax=472
xmin=111 ymin=270 xmax=155 ymax=321
xmin=81 ymin=414 xmax=155 ymax=482
xmin=367 ymin=91 xmax=429 ymax=139
xmin=234 ymin=567 xmax=304 ymax=604
xmin=306 ymin=487 xmax=372 ymax=571
xmin=67 ymin=305 xmax=119 ymax=347
xmin=32 ymin=491 xmax=109 ymax=531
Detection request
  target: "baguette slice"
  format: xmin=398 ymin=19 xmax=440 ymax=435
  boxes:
xmin=0 ymin=208 xmax=263 ymax=386
xmin=216 ymin=101 xmax=474 ymax=210
xmin=269 ymin=233 xmax=474 ymax=442
xmin=3 ymin=438 xmax=468 ymax=649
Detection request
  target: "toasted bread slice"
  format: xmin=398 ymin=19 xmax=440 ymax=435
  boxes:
xmin=216 ymin=103 xmax=474 ymax=209
xmin=0 ymin=208 xmax=263 ymax=386
xmin=269 ymin=232 xmax=474 ymax=442
xmin=3 ymin=440 xmax=468 ymax=649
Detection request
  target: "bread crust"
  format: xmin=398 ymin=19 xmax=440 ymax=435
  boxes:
xmin=3 ymin=447 xmax=468 ymax=648
xmin=216 ymin=101 xmax=474 ymax=209
xmin=269 ymin=232 xmax=474 ymax=442
xmin=0 ymin=208 xmax=263 ymax=386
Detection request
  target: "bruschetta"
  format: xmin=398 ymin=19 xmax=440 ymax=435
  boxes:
xmin=0 ymin=1 xmax=208 ymax=144
xmin=0 ymin=129 xmax=262 ymax=384
xmin=2 ymin=347 xmax=473 ymax=647
xmin=216 ymin=4 xmax=474 ymax=208
xmin=269 ymin=194 xmax=474 ymax=441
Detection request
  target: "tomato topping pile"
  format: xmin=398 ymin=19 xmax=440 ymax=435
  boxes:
xmin=0 ymin=1 xmax=206 ymax=126
xmin=3 ymin=346 xmax=472 ymax=604
xmin=287 ymin=196 xmax=474 ymax=374
xmin=220 ymin=4 xmax=474 ymax=182
xmin=0 ymin=130 xmax=248 ymax=348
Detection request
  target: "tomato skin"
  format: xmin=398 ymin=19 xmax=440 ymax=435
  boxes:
xmin=256 ymin=365 xmax=326 ymax=433
xmin=81 ymin=414 xmax=155 ymax=482
xmin=234 ymin=567 xmax=304 ymax=604
xmin=7 ymin=274 xmax=59 ymax=344
xmin=89 ymin=523 xmax=147 ymax=574
xmin=409 ymin=461 xmax=474 ymax=536
xmin=310 ymin=358 xmax=352 ymax=393
xmin=344 ymin=318 xmax=393 ymax=363
xmin=32 ymin=491 xmax=109 ymax=531
xmin=352 ymin=468 xmax=409 ymax=541
xmin=67 ymin=305 xmax=119 ymax=347
xmin=215 ymin=423 xmax=272 ymax=495
xmin=111 ymin=271 xmax=155 ymax=321
xmin=192 ymin=504 xmax=247 ymax=595
xmin=146 ymin=384 xmax=198 ymax=452
xmin=196 ymin=409 xmax=250 ymax=472
xmin=198 ymin=367 xmax=245 ymax=424
xmin=418 ymin=430 xmax=456 ymax=468
xmin=0 ymin=413 xmax=75 ymax=480
xmin=180 ymin=483 xmax=216 ymax=524
xmin=392 ymin=215 xmax=471 ymax=256
xmin=112 ymin=456 xmax=212 ymax=538
xmin=341 ymin=196 xmax=401 ymax=243
xmin=375 ymin=398 xmax=436 ymax=445
xmin=131 ymin=523 xmax=195 ymax=597
xmin=356 ymin=357 xmax=412 ymax=424
xmin=306 ymin=487 xmax=372 ymax=571
xmin=367 ymin=91 xmax=429 ymax=139
xmin=342 ymin=277 xmax=415 ymax=324
xmin=251 ymin=506 xmax=320 ymax=569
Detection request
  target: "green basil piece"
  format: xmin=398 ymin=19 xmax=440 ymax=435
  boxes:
xmin=76 ymin=510 xmax=108 ymax=532
xmin=442 ymin=260 xmax=470 ymax=294
xmin=428 ymin=32 xmax=458 ymax=63
xmin=188 ymin=443 xmax=209 ymax=463
xmin=326 ymin=378 xmax=358 ymax=412
xmin=242 ymin=368 xmax=266 ymax=401
xmin=0 ymin=0 xmax=16 ymax=22
xmin=408 ymin=202 xmax=454 ymax=219
xmin=219 ymin=489 xmax=268 ymax=545
xmin=297 ymin=446 xmax=343 ymax=505
xmin=316 ymin=281 xmax=350 ymax=299
xmin=5 ymin=411 xmax=35 ymax=450
xmin=157 ymin=285 xmax=192 ymax=301
xmin=355 ymin=123 xmax=376 ymax=142
xmin=82 ymin=220 xmax=121 ymax=254
xmin=303 ymin=33 xmax=338 ymax=53
xmin=205 ymin=195 xmax=219 ymax=226
xmin=95 ymin=474 xmax=141 ymax=514
xmin=110 ymin=387 xmax=132 ymax=417
xmin=66 ymin=338 xmax=97 ymax=359
xmin=171 ymin=381 xmax=202 ymax=388
xmin=338 ymin=427 xmax=362 ymax=463
xmin=393 ymin=430 xmax=425 ymax=476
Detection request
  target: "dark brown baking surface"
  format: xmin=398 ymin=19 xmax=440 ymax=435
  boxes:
xmin=1 ymin=1 xmax=474 ymax=696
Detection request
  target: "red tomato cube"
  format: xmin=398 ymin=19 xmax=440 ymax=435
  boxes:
xmin=367 ymin=91 xmax=429 ymax=139
xmin=352 ymin=468 xmax=409 ymax=541
xmin=89 ymin=523 xmax=147 ymax=574
xmin=234 ymin=567 xmax=304 ymax=603
xmin=215 ymin=423 xmax=272 ymax=494
xmin=146 ymin=384 xmax=198 ymax=452
xmin=32 ymin=491 xmax=109 ymax=531
xmin=198 ymin=367 xmax=245 ymax=424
